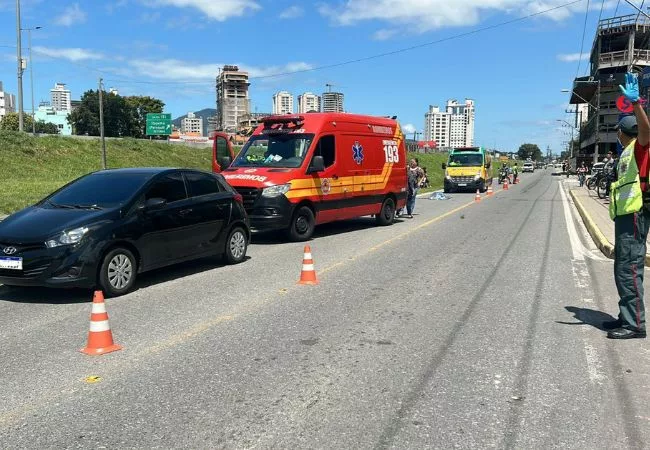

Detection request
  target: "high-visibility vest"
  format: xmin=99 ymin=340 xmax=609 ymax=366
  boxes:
xmin=610 ymin=139 xmax=643 ymax=220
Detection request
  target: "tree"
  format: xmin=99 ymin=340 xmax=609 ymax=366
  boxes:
xmin=125 ymin=96 xmax=165 ymax=138
xmin=0 ymin=113 xmax=60 ymax=134
xmin=517 ymin=143 xmax=542 ymax=161
xmin=68 ymin=89 xmax=137 ymax=137
xmin=68 ymin=90 xmax=165 ymax=138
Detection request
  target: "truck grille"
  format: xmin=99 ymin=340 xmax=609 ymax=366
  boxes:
xmin=451 ymin=176 xmax=475 ymax=184
xmin=234 ymin=187 xmax=262 ymax=212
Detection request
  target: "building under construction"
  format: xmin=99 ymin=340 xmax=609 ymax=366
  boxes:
xmin=571 ymin=13 xmax=650 ymax=166
xmin=216 ymin=65 xmax=250 ymax=132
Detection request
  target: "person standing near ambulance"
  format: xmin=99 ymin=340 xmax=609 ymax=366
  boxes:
xmin=603 ymin=72 xmax=650 ymax=339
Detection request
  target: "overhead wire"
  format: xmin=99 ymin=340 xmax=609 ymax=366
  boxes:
xmin=576 ymin=0 xmax=591 ymax=77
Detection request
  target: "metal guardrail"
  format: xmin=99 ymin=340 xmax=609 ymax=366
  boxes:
xmin=599 ymin=49 xmax=650 ymax=66
xmin=599 ymin=14 xmax=650 ymax=30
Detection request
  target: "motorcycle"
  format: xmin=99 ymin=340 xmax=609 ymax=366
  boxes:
xmin=498 ymin=168 xmax=511 ymax=184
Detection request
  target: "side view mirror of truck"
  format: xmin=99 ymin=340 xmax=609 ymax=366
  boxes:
xmin=220 ymin=157 xmax=232 ymax=169
xmin=308 ymin=156 xmax=325 ymax=173
xmin=441 ymin=163 xmax=446 ymax=170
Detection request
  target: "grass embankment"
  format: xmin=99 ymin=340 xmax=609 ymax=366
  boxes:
xmin=407 ymin=152 xmax=448 ymax=192
xmin=0 ymin=132 xmax=213 ymax=214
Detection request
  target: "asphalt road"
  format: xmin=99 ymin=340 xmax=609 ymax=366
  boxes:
xmin=1 ymin=170 xmax=649 ymax=449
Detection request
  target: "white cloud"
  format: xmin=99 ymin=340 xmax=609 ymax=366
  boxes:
xmin=148 ymin=0 xmax=260 ymax=21
xmin=319 ymin=0 xmax=618 ymax=34
xmin=33 ymin=46 xmax=103 ymax=61
xmin=53 ymin=3 xmax=87 ymax=27
xmin=279 ymin=5 xmax=303 ymax=19
xmin=557 ymin=52 xmax=590 ymax=62
xmin=402 ymin=123 xmax=416 ymax=134
xmin=128 ymin=59 xmax=313 ymax=80
xmin=373 ymin=29 xmax=398 ymax=40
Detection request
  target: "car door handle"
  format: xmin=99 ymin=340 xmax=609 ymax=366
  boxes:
xmin=179 ymin=208 xmax=193 ymax=216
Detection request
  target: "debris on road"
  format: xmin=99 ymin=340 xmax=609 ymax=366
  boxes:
xmin=430 ymin=192 xmax=450 ymax=200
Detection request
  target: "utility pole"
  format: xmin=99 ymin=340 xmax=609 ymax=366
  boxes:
xmin=593 ymin=80 xmax=600 ymax=166
xmin=16 ymin=0 xmax=24 ymax=132
xmin=98 ymin=78 xmax=106 ymax=169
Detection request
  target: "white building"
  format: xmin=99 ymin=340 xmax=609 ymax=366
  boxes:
xmin=181 ymin=112 xmax=203 ymax=135
xmin=273 ymin=91 xmax=294 ymax=115
xmin=424 ymin=99 xmax=475 ymax=149
xmin=298 ymin=92 xmax=320 ymax=113
xmin=0 ymin=81 xmax=16 ymax=120
xmin=50 ymin=83 xmax=71 ymax=112
xmin=424 ymin=105 xmax=451 ymax=148
xmin=322 ymin=92 xmax=344 ymax=113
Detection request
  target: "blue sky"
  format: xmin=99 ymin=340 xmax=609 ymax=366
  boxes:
xmin=0 ymin=0 xmax=643 ymax=153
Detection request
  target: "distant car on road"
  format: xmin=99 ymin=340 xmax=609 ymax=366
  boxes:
xmin=522 ymin=162 xmax=535 ymax=173
xmin=0 ymin=168 xmax=250 ymax=297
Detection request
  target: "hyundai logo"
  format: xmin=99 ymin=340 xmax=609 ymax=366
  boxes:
xmin=3 ymin=246 xmax=17 ymax=255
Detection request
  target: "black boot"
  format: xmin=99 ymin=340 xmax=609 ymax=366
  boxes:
xmin=607 ymin=328 xmax=647 ymax=339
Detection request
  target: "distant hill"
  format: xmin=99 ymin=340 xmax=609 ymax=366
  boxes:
xmin=173 ymin=108 xmax=216 ymax=136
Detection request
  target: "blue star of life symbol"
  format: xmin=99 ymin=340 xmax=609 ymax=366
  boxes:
xmin=352 ymin=141 xmax=364 ymax=165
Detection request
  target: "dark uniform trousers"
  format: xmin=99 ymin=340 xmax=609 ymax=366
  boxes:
xmin=614 ymin=206 xmax=649 ymax=331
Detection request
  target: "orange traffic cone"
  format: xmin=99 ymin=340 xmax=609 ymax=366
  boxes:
xmin=487 ymin=184 xmax=494 ymax=196
xmin=80 ymin=291 xmax=122 ymax=356
xmin=474 ymin=189 xmax=481 ymax=202
xmin=503 ymin=178 xmax=509 ymax=190
xmin=298 ymin=245 xmax=319 ymax=285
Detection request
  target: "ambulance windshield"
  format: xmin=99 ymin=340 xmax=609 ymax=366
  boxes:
xmin=232 ymin=134 xmax=315 ymax=168
xmin=447 ymin=153 xmax=483 ymax=167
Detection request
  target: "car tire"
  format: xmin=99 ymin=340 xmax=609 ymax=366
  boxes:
xmin=376 ymin=197 xmax=395 ymax=226
xmin=224 ymin=226 xmax=248 ymax=264
xmin=99 ymin=247 xmax=137 ymax=297
xmin=287 ymin=206 xmax=315 ymax=242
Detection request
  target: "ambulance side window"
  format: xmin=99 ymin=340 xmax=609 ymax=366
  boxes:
xmin=314 ymin=135 xmax=335 ymax=168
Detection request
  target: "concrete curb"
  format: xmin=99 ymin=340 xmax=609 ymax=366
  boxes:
xmin=569 ymin=190 xmax=615 ymax=259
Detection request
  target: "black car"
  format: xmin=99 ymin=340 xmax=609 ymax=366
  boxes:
xmin=0 ymin=168 xmax=250 ymax=297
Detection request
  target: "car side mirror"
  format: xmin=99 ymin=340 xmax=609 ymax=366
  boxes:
xmin=308 ymin=156 xmax=325 ymax=173
xmin=220 ymin=157 xmax=232 ymax=169
xmin=441 ymin=163 xmax=446 ymax=170
xmin=486 ymin=162 xmax=491 ymax=169
xmin=140 ymin=197 xmax=166 ymax=213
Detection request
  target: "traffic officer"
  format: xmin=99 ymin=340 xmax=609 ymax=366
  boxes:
xmin=603 ymin=72 xmax=650 ymax=339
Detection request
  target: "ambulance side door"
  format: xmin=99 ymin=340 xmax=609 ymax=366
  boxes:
xmin=309 ymin=134 xmax=344 ymax=223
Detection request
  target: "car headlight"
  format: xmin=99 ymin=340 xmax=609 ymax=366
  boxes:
xmin=445 ymin=170 xmax=450 ymax=179
xmin=474 ymin=172 xmax=481 ymax=179
xmin=45 ymin=227 xmax=89 ymax=248
xmin=262 ymin=183 xmax=291 ymax=198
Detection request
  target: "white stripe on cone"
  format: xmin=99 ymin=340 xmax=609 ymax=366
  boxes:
xmin=302 ymin=264 xmax=315 ymax=271
xmin=89 ymin=320 xmax=111 ymax=333
xmin=91 ymin=303 xmax=107 ymax=314
xmin=304 ymin=253 xmax=312 ymax=259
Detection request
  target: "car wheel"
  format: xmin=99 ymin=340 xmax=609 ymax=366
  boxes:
xmin=287 ymin=206 xmax=315 ymax=241
xmin=376 ymin=197 xmax=395 ymax=226
xmin=99 ymin=247 xmax=137 ymax=297
xmin=224 ymin=226 xmax=248 ymax=264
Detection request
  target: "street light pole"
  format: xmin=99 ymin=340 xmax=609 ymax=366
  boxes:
xmin=25 ymin=26 xmax=41 ymax=135
xmin=15 ymin=0 xmax=24 ymax=132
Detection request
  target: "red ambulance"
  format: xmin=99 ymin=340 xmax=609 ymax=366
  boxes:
xmin=217 ymin=113 xmax=407 ymax=241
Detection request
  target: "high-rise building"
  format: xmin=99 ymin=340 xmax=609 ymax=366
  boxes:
xmin=571 ymin=14 xmax=650 ymax=162
xmin=298 ymin=92 xmax=321 ymax=113
xmin=216 ymin=65 xmax=250 ymax=132
xmin=181 ymin=112 xmax=203 ymax=135
xmin=272 ymin=91 xmax=294 ymax=114
xmin=322 ymin=92 xmax=344 ymax=112
xmin=0 ymin=81 xmax=16 ymax=120
xmin=424 ymin=99 xmax=474 ymax=148
xmin=446 ymin=99 xmax=475 ymax=147
xmin=424 ymin=105 xmax=451 ymax=148
xmin=50 ymin=83 xmax=71 ymax=112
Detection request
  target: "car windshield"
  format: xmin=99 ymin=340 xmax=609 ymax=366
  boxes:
xmin=232 ymin=134 xmax=315 ymax=168
xmin=46 ymin=172 xmax=155 ymax=209
xmin=447 ymin=154 xmax=483 ymax=167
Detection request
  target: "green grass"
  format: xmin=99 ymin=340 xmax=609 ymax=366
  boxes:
xmin=0 ymin=131 xmax=213 ymax=214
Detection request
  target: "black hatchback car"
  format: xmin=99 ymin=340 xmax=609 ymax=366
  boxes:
xmin=0 ymin=168 xmax=250 ymax=297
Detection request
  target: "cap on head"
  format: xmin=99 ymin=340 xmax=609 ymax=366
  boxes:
xmin=616 ymin=115 xmax=638 ymax=137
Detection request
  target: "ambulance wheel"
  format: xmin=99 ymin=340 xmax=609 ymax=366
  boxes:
xmin=376 ymin=197 xmax=395 ymax=226
xmin=287 ymin=206 xmax=315 ymax=241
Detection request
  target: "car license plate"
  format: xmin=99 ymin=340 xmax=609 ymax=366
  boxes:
xmin=458 ymin=183 xmax=467 ymax=187
xmin=0 ymin=256 xmax=22 ymax=270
